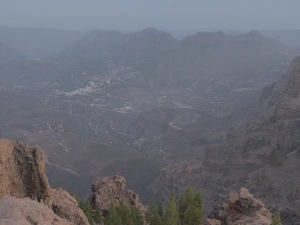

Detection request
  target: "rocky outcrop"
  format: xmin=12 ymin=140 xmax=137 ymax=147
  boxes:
xmin=285 ymin=56 xmax=300 ymax=97
xmin=0 ymin=139 xmax=52 ymax=207
xmin=51 ymin=188 xmax=89 ymax=225
xmin=259 ymin=56 xmax=300 ymax=119
xmin=90 ymin=174 xmax=146 ymax=216
xmin=0 ymin=196 xmax=71 ymax=225
xmin=0 ymin=139 xmax=89 ymax=224
xmin=208 ymin=188 xmax=272 ymax=225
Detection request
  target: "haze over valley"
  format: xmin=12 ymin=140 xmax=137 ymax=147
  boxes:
xmin=1 ymin=1 xmax=300 ymax=224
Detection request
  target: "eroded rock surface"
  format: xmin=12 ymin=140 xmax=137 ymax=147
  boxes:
xmin=90 ymin=174 xmax=146 ymax=215
xmin=208 ymin=188 xmax=272 ymax=225
xmin=202 ymin=218 xmax=222 ymax=225
xmin=0 ymin=196 xmax=71 ymax=225
xmin=51 ymin=188 xmax=89 ymax=225
xmin=0 ymin=139 xmax=51 ymax=206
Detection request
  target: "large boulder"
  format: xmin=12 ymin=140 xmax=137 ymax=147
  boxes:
xmin=0 ymin=196 xmax=71 ymax=225
xmin=90 ymin=174 xmax=146 ymax=216
xmin=208 ymin=188 xmax=272 ymax=225
xmin=51 ymin=188 xmax=89 ymax=225
xmin=0 ymin=139 xmax=52 ymax=207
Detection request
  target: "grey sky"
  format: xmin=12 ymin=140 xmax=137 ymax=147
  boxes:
xmin=0 ymin=0 xmax=299 ymax=33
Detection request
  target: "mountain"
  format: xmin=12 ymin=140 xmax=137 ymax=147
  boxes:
xmin=0 ymin=27 xmax=85 ymax=58
xmin=261 ymin=29 xmax=300 ymax=47
xmin=1 ymin=27 xmax=300 ymax=223
xmin=55 ymin=27 xmax=178 ymax=80
xmin=60 ymin=27 xmax=177 ymax=62
xmin=156 ymin=30 xmax=289 ymax=92
xmin=148 ymin=56 xmax=300 ymax=225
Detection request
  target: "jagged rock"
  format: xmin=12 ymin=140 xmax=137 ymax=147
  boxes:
xmin=0 ymin=196 xmax=71 ymax=225
xmin=51 ymin=188 xmax=89 ymax=225
xmin=90 ymin=174 xmax=146 ymax=216
xmin=208 ymin=188 xmax=272 ymax=225
xmin=0 ymin=139 xmax=52 ymax=207
xmin=228 ymin=188 xmax=263 ymax=216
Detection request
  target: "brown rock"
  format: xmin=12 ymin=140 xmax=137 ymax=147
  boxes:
xmin=90 ymin=174 xmax=146 ymax=216
xmin=51 ymin=188 xmax=89 ymax=225
xmin=228 ymin=188 xmax=263 ymax=216
xmin=208 ymin=188 xmax=272 ymax=225
xmin=0 ymin=196 xmax=71 ymax=225
xmin=202 ymin=218 xmax=222 ymax=225
xmin=0 ymin=139 xmax=52 ymax=207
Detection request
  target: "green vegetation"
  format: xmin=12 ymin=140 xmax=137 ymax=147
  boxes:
xmin=271 ymin=211 xmax=282 ymax=225
xmin=105 ymin=200 xmax=122 ymax=225
xmin=69 ymin=192 xmax=101 ymax=225
xmin=131 ymin=203 xmax=144 ymax=225
xmin=269 ymin=142 xmax=286 ymax=165
xmin=269 ymin=149 xmax=284 ymax=165
xmin=146 ymin=186 xmax=203 ymax=225
xmin=82 ymin=200 xmax=94 ymax=225
xmin=146 ymin=201 xmax=162 ymax=225
xmin=157 ymin=202 xmax=164 ymax=219
xmin=104 ymin=199 xmax=144 ymax=225
xmin=94 ymin=207 xmax=102 ymax=224
xmin=164 ymin=192 xmax=179 ymax=225
xmin=269 ymin=115 xmax=277 ymax=124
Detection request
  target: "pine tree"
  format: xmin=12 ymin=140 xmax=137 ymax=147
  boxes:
xmin=184 ymin=205 xmax=202 ymax=225
xmin=84 ymin=201 xmax=94 ymax=225
xmin=118 ymin=199 xmax=134 ymax=225
xmin=151 ymin=211 xmax=162 ymax=225
xmin=179 ymin=186 xmax=195 ymax=224
xmin=157 ymin=202 xmax=164 ymax=219
xmin=146 ymin=201 xmax=161 ymax=225
xmin=164 ymin=192 xmax=179 ymax=225
xmin=193 ymin=190 xmax=203 ymax=223
xmin=185 ymin=186 xmax=194 ymax=203
xmin=105 ymin=200 xmax=122 ymax=225
xmin=146 ymin=201 xmax=156 ymax=223
xmin=131 ymin=203 xmax=144 ymax=225
xmin=271 ymin=211 xmax=282 ymax=225
xmin=94 ymin=207 xmax=102 ymax=224
xmin=179 ymin=192 xmax=188 ymax=219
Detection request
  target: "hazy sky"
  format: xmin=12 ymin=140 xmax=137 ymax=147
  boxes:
xmin=1 ymin=0 xmax=299 ymax=33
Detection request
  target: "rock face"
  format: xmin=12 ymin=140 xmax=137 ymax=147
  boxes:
xmin=51 ymin=188 xmax=89 ymax=225
xmin=90 ymin=174 xmax=146 ymax=216
xmin=202 ymin=218 xmax=222 ymax=225
xmin=208 ymin=188 xmax=272 ymax=225
xmin=0 ymin=139 xmax=89 ymax=225
xmin=0 ymin=139 xmax=52 ymax=207
xmin=0 ymin=196 xmax=71 ymax=225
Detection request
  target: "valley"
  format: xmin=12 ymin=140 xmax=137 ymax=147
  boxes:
xmin=1 ymin=27 xmax=300 ymax=224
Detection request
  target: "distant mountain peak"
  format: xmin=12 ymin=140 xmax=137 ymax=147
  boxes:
xmin=135 ymin=27 xmax=176 ymax=41
xmin=142 ymin=27 xmax=160 ymax=33
xmin=242 ymin=30 xmax=266 ymax=39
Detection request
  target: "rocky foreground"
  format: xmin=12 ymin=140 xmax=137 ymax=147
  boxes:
xmin=0 ymin=139 xmax=286 ymax=224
